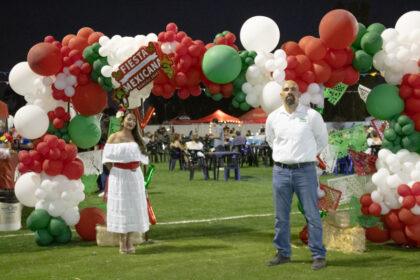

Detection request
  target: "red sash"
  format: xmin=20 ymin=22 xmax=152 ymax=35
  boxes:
xmin=114 ymin=161 xmax=140 ymax=169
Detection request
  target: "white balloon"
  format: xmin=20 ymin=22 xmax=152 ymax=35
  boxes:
xmin=48 ymin=199 xmax=66 ymax=217
xmin=396 ymin=11 xmax=420 ymax=36
xmin=299 ymin=93 xmax=311 ymax=106
xmin=64 ymin=86 xmax=75 ymax=97
xmin=381 ymin=28 xmax=398 ymax=42
xmin=54 ymin=79 xmax=66 ymax=90
xmin=62 ymin=207 xmax=80 ymax=226
xmin=261 ymin=81 xmax=283 ymax=114
xmin=66 ymin=75 xmax=77 ymax=86
xmin=379 ymin=202 xmax=390 ymax=215
xmin=14 ymin=105 xmax=49 ymax=139
xmin=371 ymin=190 xmax=383 ymax=203
xmin=34 ymin=188 xmax=47 ymax=200
xmin=14 ymin=172 xmax=41 ymax=207
xmin=264 ymin=60 xmax=276 ymax=72
xmin=411 ymin=205 xmax=420 ymax=215
xmin=378 ymin=149 xmax=392 ymax=161
xmin=99 ymin=36 xmax=110 ymax=46
xmin=274 ymin=49 xmax=286 ymax=59
xmin=272 ymin=69 xmax=285 ymax=84
xmin=9 ymin=62 xmax=42 ymax=96
xmin=146 ymin=33 xmax=158 ymax=42
xmin=100 ymin=65 xmax=113 ymax=77
xmin=240 ymin=16 xmax=280 ymax=53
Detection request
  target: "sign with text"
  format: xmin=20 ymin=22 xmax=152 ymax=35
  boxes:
xmin=112 ymin=42 xmax=161 ymax=94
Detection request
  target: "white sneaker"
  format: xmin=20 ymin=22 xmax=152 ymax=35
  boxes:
xmin=98 ymin=192 xmax=105 ymax=197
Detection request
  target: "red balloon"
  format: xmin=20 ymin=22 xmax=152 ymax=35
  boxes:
xmin=53 ymin=118 xmax=64 ymax=129
xmin=405 ymin=223 xmax=420 ymax=242
xmin=412 ymin=182 xmax=420 ymax=196
xmin=295 ymin=79 xmax=308 ymax=93
xmin=77 ymin=27 xmax=94 ymax=39
xmin=304 ymin=38 xmax=327 ymax=61
xmin=298 ymin=36 xmax=316 ymax=51
xmin=48 ymin=148 xmax=61 ymax=161
xmin=36 ymin=142 xmax=50 ymax=156
xmin=286 ymin=56 xmax=298 ymax=69
xmin=164 ymin=31 xmax=176 ymax=42
xmin=174 ymin=72 xmax=188 ymax=87
xmin=176 ymin=44 xmax=188 ymax=56
xmin=295 ymin=55 xmax=311 ymax=75
xmin=301 ymin=71 xmax=316 ymax=84
xmin=75 ymin=207 xmax=106 ymax=241
xmin=384 ymin=211 xmax=404 ymax=230
xmin=345 ymin=48 xmax=354 ymax=65
xmin=416 ymin=195 xmax=420 ymax=205
xmin=299 ymin=225 xmax=308 ymax=245
xmin=365 ymin=226 xmax=390 ymax=243
xmin=42 ymin=159 xmax=63 ymax=176
xmin=62 ymin=34 xmax=76 ymax=46
xmin=152 ymin=84 xmax=164 ymax=96
xmin=188 ymin=44 xmax=202 ymax=57
xmin=176 ymin=31 xmax=187 ymax=42
xmin=326 ymin=68 xmax=346 ymax=87
xmin=163 ymin=84 xmax=175 ymax=95
xmin=403 ymin=196 xmax=416 ymax=209
xmin=225 ymin=33 xmax=236 ymax=44
xmin=166 ymin=22 xmax=178 ymax=33
xmin=325 ymin=49 xmax=348 ymax=69
xmin=72 ymin=82 xmax=108 ymax=116
xmin=221 ymin=83 xmax=234 ymax=95
xmin=360 ymin=193 xmax=373 ymax=207
xmin=398 ymin=208 xmax=420 ymax=225
xmin=285 ymin=69 xmax=297 ymax=80
xmin=361 ymin=206 xmax=369 ymax=215
xmin=63 ymin=159 xmax=84 ymax=180
xmin=390 ymin=229 xmax=410 ymax=245
xmin=343 ymin=66 xmax=360 ymax=86
xmin=408 ymin=74 xmax=420 ymax=88
xmin=18 ymin=151 xmax=32 ymax=165
xmin=369 ymin=203 xmax=382 ymax=216
xmin=313 ymin=60 xmax=332 ymax=83
xmin=319 ymin=9 xmax=358 ymax=49
xmin=208 ymin=83 xmax=221 ymax=94
xmin=398 ymin=184 xmax=412 ymax=197
xmin=189 ymin=86 xmax=202 ymax=97
xmin=186 ymin=68 xmax=201 ymax=87
xmin=80 ymin=63 xmax=92 ymax=74
xmin=178 ymin=88 xmax=190 ymax=100
xmin=29 ymin=150 xmax=42 ymax=162
xmin=405 ymin=98 xmax=420 ymax=114
xmin=64 ymin=144 xmax=78 ymax=162
xmin=27 ymin=43 xmax=63 ymax=76
xmin=18 ymin=163 xmax=30 ymax=174
xmin=32 ymin=160 xmax=43 ymax=174
xmin=87 ymin=32 xmax=104 ymax=45
xmin=282 ymin=41 xmax=304 ymax=56
xmin=57 ymin=139 xmax=66 ymax=151
xmin=68 ymin=37 xmax=89 ymax=53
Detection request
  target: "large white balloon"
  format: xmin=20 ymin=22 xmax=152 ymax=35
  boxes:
xmin=8 ymin=62 xmax=42 ymax=96
xmin=260 ymin=81 xmax=283 ymax=114
xmin=14 ymin=105 xmax=49 ymax=139
xmin=395 ymin=11 xmax=420 ymax=36
xmin=128 ymin=82 xmax=153 ymax=109
xmin=14 ymin=172 xmax=41 ymax=207
xmin=240 ymin=16 xmax=280 ymax=53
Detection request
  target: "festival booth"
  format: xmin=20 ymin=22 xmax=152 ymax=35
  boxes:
xmin=239 ymin=108 xmax=267 ymax=124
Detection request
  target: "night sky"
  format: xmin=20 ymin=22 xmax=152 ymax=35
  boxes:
xmin=0 ymin=0 xmax=418 ymax=122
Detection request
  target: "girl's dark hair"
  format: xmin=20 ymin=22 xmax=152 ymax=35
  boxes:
xmin=122 ymin=111 xmax=147 ymax=155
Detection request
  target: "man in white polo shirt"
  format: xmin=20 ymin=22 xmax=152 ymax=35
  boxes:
xmin=265 ymin=80 xmax=328 ymax=270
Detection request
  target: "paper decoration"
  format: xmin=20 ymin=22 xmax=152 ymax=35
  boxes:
xmin=357 ymin=84 xmax=371 ymax=103
xmin=329 ymin=125 xmax=368 ymax=158
xmin=327 ymin=175 xmax=376 ymax=204
xmin=348 ymin=150 xmax=378 ymax=176
xmin=324 ymin=83 xmax=348 ymax=105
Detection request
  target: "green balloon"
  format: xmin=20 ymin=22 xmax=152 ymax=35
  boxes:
xmin=367 ymin=23 xmax=386 ymax=35
xmin=244 ymin=57 xmax=254 ymax=66
xmin=202 ymin=45 xmax=242 ymax=84
xmin=232 ymin=100 xmax=240 ymax=108
xmin=68 ymin=115 xmax=101 ymax=149
xmin=235 ymin=91 xmax=246 ymax=103
xmin=239 ymin=102 xmax=251 ymax=111
xmin=402 ymin=136 xmax=413 ymax=149
xmin=93 ymin=59 xmax=107 ymax=73
xmin=55 ymin=226 xmax=72 ymax=244
xmin=233 ymin=74 xmax=246 ymax=89
xmin=26 ymin=209 xmax=51 ymax=231
xmin=352 ymin=22 xmax=367 ymax=49
xmin=384 ymin=129 xmax=397 ymax=141
xmin=239 ymin=51 xmax=249 ymax=58
xmin=204 ymin=88 xmax=212 ymax=97
xmin=48 ymin=218 xmax=68 ymax=236
xmin=408 ymin=132 xmax=420 ymax=153
xmin=382 ymin=138 xmax=393 ymax=149
xmin=361 ymin=32 xmax=383 ymax=55
xmin=91 ymin=70 xmax=100 ymax=82
xmin=394 ymin=123 xmax=403 ymax=135
xmin=212 ymin=93 xmax=223 ymax=101
xmin=398 ymin=115 xmax=412 ymax=126
xmin=92 ymin=43 xmax=100 ymax=53
xmin=62 ymin=134 xmax=70 ymax=143
xmin=249 ymin=51 xmax=257 ymax=58
xmin=35 ymin=229 xmax=54 ymax=246
xmin=353 ymin=50 xmax=373 ymax=73
xmin=402 ymin=123 xmax=415 ymax=136
xmin=82 ymin=47 xmax=95 ymax=64
xmin=366 ymin=84 xmax=404 ymax=120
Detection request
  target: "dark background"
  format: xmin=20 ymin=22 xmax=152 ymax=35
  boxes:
xmin=0 ymin=0 xmax=418 ymax=122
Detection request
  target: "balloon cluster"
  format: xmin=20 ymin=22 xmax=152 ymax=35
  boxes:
xmin=229 ymin=50 xmax=256 ymax=110
xmin=400 ymin=74 xmax=420 ymax=130
xmin=352 ymin=22 xmax=385 ymax=73
xmin=26 ymin=209 xmax=72 ymax=246
xmin=153 ymin=23 xmax=206 ymax=99
xmin=359 ymin=148 xmax=420 ymax=245
xmin=373 ymin=11 xmax=420 ymax=85
xmin=382 ymin=115 xmax=420 ymax=153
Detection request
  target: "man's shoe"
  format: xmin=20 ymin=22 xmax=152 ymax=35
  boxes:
xmin=267 ymin=254 xmax=291 ymax=266
xmin=311 ymin=258 xmax=326 ymax=270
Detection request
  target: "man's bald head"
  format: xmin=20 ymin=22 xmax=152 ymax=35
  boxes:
xmin=280 ymin=80 xmax=300 ymax=106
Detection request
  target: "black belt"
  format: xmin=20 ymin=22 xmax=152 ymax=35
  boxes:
xmin=274 ymin=162 xmax=315 ymax=169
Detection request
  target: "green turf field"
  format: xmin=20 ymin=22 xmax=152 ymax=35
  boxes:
xmin=0 ymin=163 xmax=418 ymax=280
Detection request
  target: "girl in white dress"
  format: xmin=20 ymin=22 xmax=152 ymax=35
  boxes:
xmin=102 ymin=111 xmax=149 ymax=254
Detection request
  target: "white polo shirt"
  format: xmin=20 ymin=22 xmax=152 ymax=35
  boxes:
xmin=265 ymin=104 xmax=328 ymax=164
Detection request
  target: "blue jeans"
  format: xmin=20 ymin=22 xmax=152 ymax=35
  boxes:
xmin=272 ymin=163 xmax=326 ymax=259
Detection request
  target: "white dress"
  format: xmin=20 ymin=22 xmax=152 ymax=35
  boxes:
xmin=102 ymin=142 xmax=150 ymax=234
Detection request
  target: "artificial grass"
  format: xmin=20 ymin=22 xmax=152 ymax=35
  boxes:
xmin=0 ymin=163 xmax=419 ymax=280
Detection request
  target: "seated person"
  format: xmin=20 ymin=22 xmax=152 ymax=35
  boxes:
xmin=186 ymin=134 xmax=205 ymax=158
xmin=231 ymin=131 xmax=247 ymax=147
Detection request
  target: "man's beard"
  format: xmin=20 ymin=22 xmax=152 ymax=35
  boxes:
xmin=285 ymin=94 xmax=296 ymax=106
